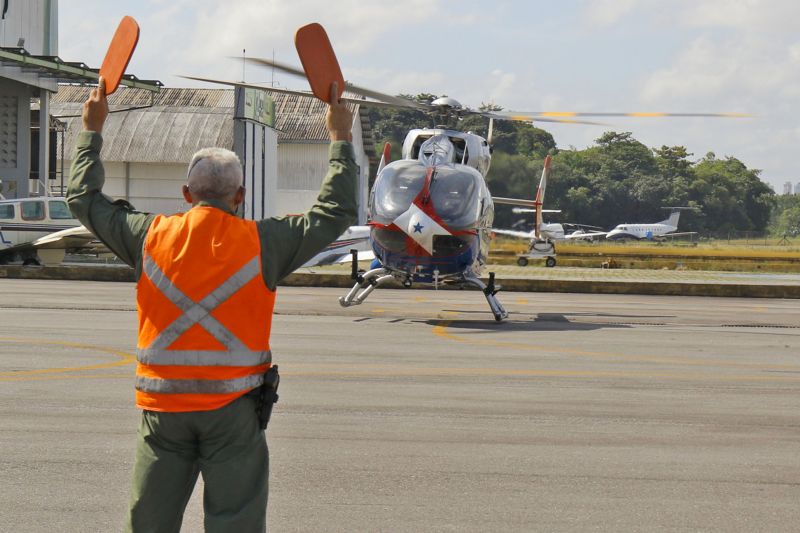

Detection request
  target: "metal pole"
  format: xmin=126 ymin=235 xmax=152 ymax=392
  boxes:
xmin=38 ymin=90 xmax=50 ymax=196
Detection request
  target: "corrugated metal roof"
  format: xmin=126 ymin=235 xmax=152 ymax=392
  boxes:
xmin=53 ymin=102 xmax=233 ymax=164
xmin=51 ymin=86 xmax=361 ymax=159
xmin=52 ymin=86 xmax=234 ymax=107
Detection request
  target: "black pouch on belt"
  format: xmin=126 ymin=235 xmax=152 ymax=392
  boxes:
xmin=256 ymin=365 xmax=280 ymax=430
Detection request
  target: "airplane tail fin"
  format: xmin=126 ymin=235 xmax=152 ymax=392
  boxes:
xmin=659 ymin=207 xmax=685 ymax=228
xmin=534 ymin=155 xmax=552 ymax=239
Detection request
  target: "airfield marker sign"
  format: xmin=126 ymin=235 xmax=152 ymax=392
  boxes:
xmin=99 ymin=16 xmax=140 ymax=95
xmin=294 ymin=23 xmax=345 ymax=103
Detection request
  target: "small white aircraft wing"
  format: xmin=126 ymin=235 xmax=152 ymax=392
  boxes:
xmin=0 ymin=225 xmax=103 ymax=265
xmin=336 ymin=250 xmax=376 ymax=263
xmin=492 ymin=196 xmax=537 ymax=207
xmin=492 ymin=228 xmax=534 ymax=240
xmin=662 ymin=231 xmax=698 ymax=238
xmin=564 ymin=230 xmax=607 ymax=240
xmin=28 ymin=225 xmax=99 ymax=249
xmin=511 ymin=207 xmax=561 ymax=214
xmin=301 ymin=225 xmax=373 ymax=267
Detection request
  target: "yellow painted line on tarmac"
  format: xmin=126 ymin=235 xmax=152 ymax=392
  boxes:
xmin=430 ymin=321 xmax=800 ymax=372
xmin=0 ymin=337 xmax=135 ymax=381
xmin=281 ymin=367 xmax=800 ymax=382
xmin=1 ymin=373 xmax=132 ymax=382
xmin=372 ymin=308 xmax=386 ymax=314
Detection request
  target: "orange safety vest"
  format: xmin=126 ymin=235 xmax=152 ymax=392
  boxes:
xmin=135 ymin=206 xmax=274 ymax=412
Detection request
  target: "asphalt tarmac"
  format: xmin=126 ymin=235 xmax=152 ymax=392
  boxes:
xmin=1 ymin=279 xmax=799 ymax=532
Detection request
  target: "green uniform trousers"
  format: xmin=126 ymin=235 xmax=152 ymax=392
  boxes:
xmin=125 ymin=394 xmax=268 ymax=533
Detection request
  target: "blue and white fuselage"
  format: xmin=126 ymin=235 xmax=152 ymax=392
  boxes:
xmin=367 ymin=133 xmax=493 ymax=284
xmin=339 ymin=130 xmax=507 ymax=320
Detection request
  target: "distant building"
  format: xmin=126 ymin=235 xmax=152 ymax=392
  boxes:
xmin=1 ymin=0 xmax=161 ymax=199
xmin=796 ymin=181 xmax=800 ymax=195
xmin=784 ymin=181 xmax=793 ymax=195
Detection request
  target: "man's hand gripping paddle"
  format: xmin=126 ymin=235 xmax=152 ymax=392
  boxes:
xmin=99 ymin=16 xmax=140 ymax=95
xmin=294 ymin=23 xmax=345 ymax=104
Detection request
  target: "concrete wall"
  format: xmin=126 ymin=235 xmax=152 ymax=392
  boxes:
xmin=87 ymin=160 xmax=188 ymax=215
xmin=0 ymin=79 xmax=31 ymax=198
xmin=276 ymin=143 xmax=329 ymax=216
xmin=276 ymin=115 xmax=369 ymax=222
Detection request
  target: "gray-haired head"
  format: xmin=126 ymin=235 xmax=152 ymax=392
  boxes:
xmin=186 ymin=147 xmax=243 ymax=201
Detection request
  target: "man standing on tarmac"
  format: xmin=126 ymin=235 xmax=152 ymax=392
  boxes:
xmin=68 ymin=77 xmax=358 ymax=532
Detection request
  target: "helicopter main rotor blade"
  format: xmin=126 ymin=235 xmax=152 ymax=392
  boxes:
xmin=494 ymin=111 xmax=752 ymax=120
xmin=178 ymin=75 xmax=403 ymax=109
xmin=242 ymin=56 xmax=428 ymax=111
xmin=478 ymin=111 xmax=608 ymax=126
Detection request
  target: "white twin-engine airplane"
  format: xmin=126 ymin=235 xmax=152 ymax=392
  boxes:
xmin=604 ymin=207 xmax=698 ymax=241
xmin=0 ymin=196 xmax=97 ymax=265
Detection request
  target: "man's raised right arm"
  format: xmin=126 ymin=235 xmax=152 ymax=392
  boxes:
xmin=67 ymin=78 xmax=153 ymax=271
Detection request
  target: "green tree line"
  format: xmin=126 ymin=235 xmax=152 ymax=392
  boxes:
xmin=365 ymin=96 xmax=794 ymax=236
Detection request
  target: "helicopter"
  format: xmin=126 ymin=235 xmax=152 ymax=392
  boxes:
xmin=182 ymin=41 xmax=747 ymax=321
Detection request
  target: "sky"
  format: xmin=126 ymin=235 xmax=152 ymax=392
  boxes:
xmin=58 ymin=0 xmax=800 ymax=192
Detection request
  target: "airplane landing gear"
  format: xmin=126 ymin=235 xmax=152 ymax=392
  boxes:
xmin=516 ymin=255 xmax=556 ymax=267
xmin=516 ymin=239 xmax=556 ymax=268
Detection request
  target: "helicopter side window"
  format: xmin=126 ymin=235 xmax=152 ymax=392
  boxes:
xmin=410 ymin=135 xmax=432 ymax=160
xmin=446 ymin=137 xmax=467 ymax=164
xmin=0 ymin=204 xmax=14 ymax=219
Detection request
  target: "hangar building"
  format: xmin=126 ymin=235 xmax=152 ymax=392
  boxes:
xmin=50 ymin=86 xmax=374 ymax=222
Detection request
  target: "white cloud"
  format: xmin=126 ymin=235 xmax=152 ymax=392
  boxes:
xmin=630 ymin=8 xmax=800 ymax=186
xmin=581 ymin=0 xmax=644 ymax=27
xmin=55 ymin=1 xmax=799 ymax=189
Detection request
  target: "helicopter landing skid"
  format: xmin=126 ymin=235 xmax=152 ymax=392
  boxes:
xmin=338 ymin=267 xmax=394 ymax=307
xmin=463 ymin=272 xmax=508 ymax=322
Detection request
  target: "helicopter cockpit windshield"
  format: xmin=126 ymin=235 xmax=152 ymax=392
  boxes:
xmin=371 ymin=160 xmax=427 ymax=223
xmin=428 ymin=167 xmax=479 ymax=228
xmin=370 ymin=160 xmax=482 ymax=230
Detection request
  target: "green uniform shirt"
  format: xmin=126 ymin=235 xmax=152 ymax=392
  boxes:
xmin=67 ymin=130 xmax=359 ymax=290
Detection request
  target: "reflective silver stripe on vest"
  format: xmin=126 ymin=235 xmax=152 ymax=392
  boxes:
xmin=143 ymin=255 xmax=261 ymax=353
xmin=135 ymin=372 xmax=265 ymax=395
xmin=137 ymin=348 xmax=271 ymax=367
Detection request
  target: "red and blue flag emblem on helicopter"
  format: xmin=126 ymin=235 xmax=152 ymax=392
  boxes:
xmin=391 ymin=169 xmax=454 ymax=255
xmin=370 ymin=166 xmax=475 ymax=256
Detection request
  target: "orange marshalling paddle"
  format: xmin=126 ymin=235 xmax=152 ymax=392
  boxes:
xmin=99 ymin=16 xmax=140 ymax=95
xmin=294 ymin=23 xmax=345 ymax=103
